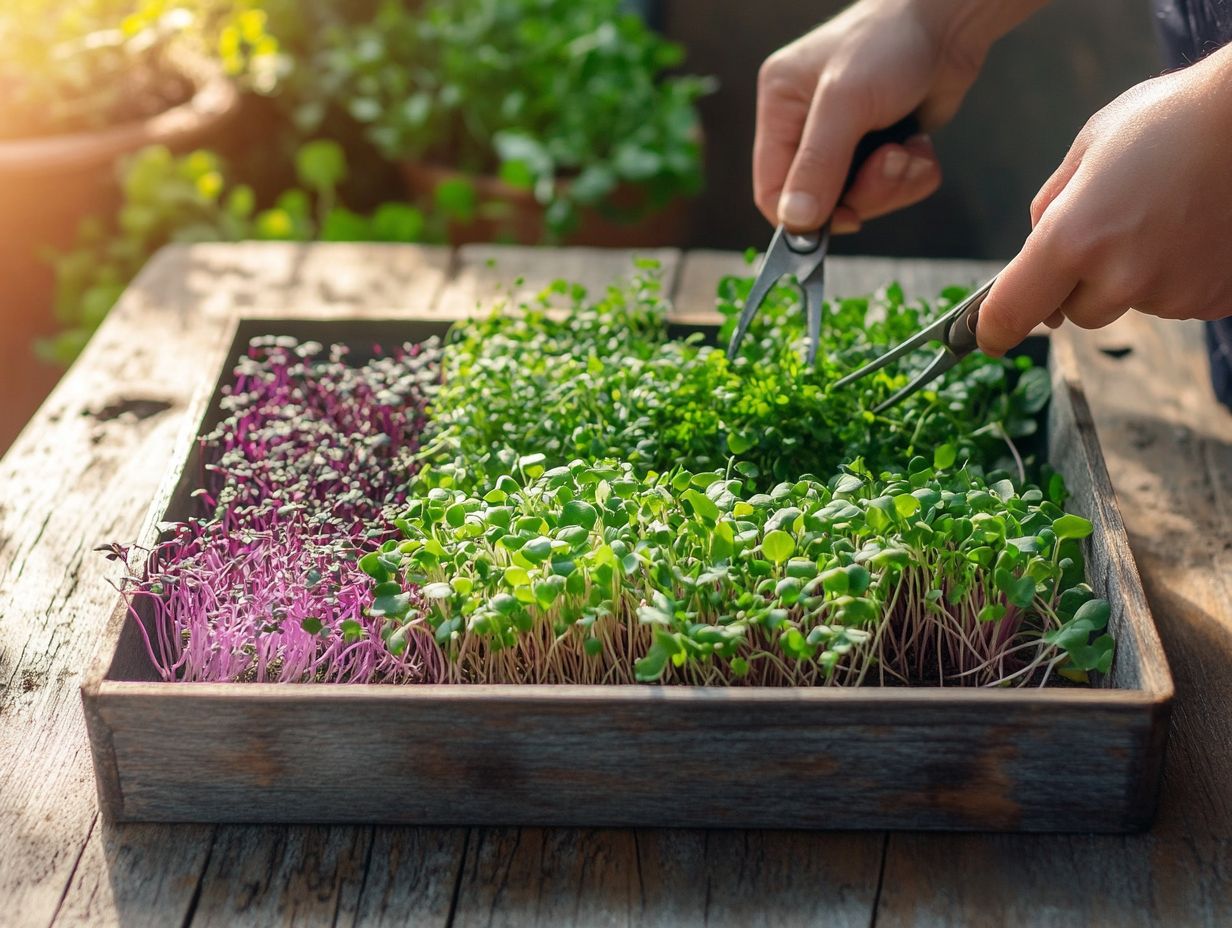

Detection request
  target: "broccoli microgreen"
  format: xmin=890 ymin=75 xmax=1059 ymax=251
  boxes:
xmin=369 ymin=456 xmax=1109 ymax=686
xmin=423 ymin=265 xmax=1050 ymax=490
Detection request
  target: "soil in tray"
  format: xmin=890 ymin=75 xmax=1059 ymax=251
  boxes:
xmin=114 ymin=268 xmax=1114 ymax=689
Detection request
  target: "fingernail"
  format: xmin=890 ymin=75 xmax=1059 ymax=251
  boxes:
xmin=832 ymin=217 xmax=861 ymax=234
xmin=777 ymin=191 xmax=818 ymax=228
xmin=883 ymin=149 xmax=909 ymax=179
xmin=905 ymin=156 xmax=933 ymax=181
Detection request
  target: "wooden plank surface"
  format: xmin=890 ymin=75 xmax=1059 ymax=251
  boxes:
xmin=448 ymin=828 xmax=886 ymax=928
xmin=0 ymin=243 xmax=450 ymax=928
xmin=874 ymin=314 xmax=1232 ymax=927
xmin=1 ymin=243 xmax=1227 ymax=925
xmin=435 ymin=244 xmax=680 ymax=319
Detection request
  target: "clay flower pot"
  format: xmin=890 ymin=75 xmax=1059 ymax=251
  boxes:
xmin=400 ymin=161 xmax=692 ymax=248
xmin=0 ymin=56 xmax=239 ymax=454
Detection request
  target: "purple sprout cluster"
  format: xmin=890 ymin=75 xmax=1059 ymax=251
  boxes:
xmin=124 ymin=336 xmax=442 ymax=683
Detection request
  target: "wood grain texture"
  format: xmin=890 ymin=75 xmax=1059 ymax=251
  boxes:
xmin=875 ymin=314 xmax=1232 ymax=927
xmin=0 ymin=243 xmax=1210 ymax=925
xmin=0 ymin=247 xmax=237 ymax=928
xmin=351 ymin=828 xmax=467 ymax=928
xmin=188 ymin=826 xmax=370 ymax=928
xmin=0 ymin=244 xmax=450 ymax=928
xmin=449 ymin=828 xmax=885 ymax=928
xmin=85 ymin=248 xmax=1167 ymax=833
xmin=51 ymin=822 xmax=212 ymax=928
xmin=91 ymin=682 xmax=1161 ymax=830
xmin=435 ymin=244 xmax=680 ymax=319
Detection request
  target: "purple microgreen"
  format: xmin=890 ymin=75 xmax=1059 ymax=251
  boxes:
xmin=117 ymin=337 xmax=445 ymax=683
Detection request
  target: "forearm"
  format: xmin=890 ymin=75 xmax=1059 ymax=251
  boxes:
xmin=915 ymin=0 xmax=1051 ymax=60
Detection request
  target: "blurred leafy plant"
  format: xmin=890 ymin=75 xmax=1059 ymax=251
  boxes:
xmin=315 ymin=0 xmax=715 ymax=239
xmin=41 ymin=140 xmax=437 ymax=364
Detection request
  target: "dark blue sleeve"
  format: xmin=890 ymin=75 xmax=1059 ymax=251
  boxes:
xmin=1153 ymin=0 xmax=1232 ymax=66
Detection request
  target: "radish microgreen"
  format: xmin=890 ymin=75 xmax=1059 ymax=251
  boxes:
xmin=119 ymin=337 xmax=443 ymax=683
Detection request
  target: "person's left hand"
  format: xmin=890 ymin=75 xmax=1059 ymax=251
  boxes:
xmin=977 ymin=45 xmax=1232 ymax=356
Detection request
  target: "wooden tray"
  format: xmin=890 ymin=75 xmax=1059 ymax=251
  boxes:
xmin=82 ymin=313 xmax=1173 ymax=832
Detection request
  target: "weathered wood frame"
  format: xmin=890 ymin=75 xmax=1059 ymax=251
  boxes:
xmin=81 ymin=306 xmax=1173 ymax=833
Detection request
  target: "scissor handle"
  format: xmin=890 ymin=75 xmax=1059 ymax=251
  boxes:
xmin=843 ymin=114 xmax=922 ymax=193
xmin=944 ymin=277 xmax=997 ymax=355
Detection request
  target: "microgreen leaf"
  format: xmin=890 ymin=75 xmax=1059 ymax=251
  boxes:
xmin=1053 ymin=514 xmax=1094 ymax=541
xmin=761 ymin=530 xmax=795 ymax=564
xmin=934 ymin=444 xmax=957 ymax=470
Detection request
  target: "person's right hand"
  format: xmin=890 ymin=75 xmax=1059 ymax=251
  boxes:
xmin=755 ymin=0 xmax=1038 ymax=234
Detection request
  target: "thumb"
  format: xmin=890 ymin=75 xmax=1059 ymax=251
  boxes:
xmin=978 ymin=218 xmax=1079 ymax=357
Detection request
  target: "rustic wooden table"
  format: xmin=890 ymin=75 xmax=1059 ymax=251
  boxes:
xmin=2 ymin=244 xmax=1229 ymax=927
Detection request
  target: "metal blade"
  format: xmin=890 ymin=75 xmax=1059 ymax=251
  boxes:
xmin=802 ymin=269 xmax=826 ymax=366
xmin=832 ymin=313 xmax=950 ymax=388
xmin=728 ymin=224 xmax=830 ymax=361
xmin=726 ymin=264 xmax=780 ymax=360
xmin=871 ymin=348 xmax=961 ymax=414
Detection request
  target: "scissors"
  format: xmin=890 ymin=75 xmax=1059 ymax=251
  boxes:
xmin=832 ymin=276 xmax=996 ymax=413
xmin=727 ymin=114 xmax=999 ymax=410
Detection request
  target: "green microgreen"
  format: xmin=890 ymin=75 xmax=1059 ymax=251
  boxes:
xmin=422 ymin=265 xmax=1050 ymax=490
xmin=370 ymin=456 xmax=1110 ymax=686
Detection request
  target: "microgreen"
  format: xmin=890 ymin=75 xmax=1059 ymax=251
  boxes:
xmin=117 ymin=267 xmax=1113 ymax=689
xmin=423 ymin=266 xmax=1050 ymax=491
xmin=371 ymin=456 xmax=1110 ymax=686
xmin=119 ymin=336 xmax=444 ymax=683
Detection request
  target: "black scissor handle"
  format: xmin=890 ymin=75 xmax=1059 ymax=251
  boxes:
xmin=944 ymin=278 xmax=996 ymax=356
xmin=842 ymin=114 xmax=923 ymax=194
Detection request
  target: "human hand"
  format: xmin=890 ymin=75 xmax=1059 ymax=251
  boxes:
xmin=754 ymin=0 xmax=1038 ymax=233
xmin=978 ymin=45 xmax=1232 ymax=355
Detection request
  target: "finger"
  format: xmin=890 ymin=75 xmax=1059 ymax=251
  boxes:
xmin=831 ymin=205 xmax=862 ymax=234
xmin=839 ymin=134 xmax=941 ymax=223
xmin=1030 ymin=135 xmax=1090 ymax=228
xmin=1044 ymin=310 xmax=1064 ymax=329
xmin=777 ymin=77 xmax=872 ymax=231
xmin=1056 ymin=281 xmax=1132 ymax=330
xmin=754 ymin=68 xmax=812 ymax=225
xmin=978 ymin=221 xmax=1081 ymax=356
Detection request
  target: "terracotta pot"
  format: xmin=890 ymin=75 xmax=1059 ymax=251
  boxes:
xmin=0 ymin=57 xmax=240 ymax=455
xmin=400 ymin=161 xmax=692 ymax=248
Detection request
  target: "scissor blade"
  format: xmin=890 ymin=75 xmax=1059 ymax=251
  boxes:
xmin=831 ymin=314 xmax=950 ymax=389
xmin=799 ymin=223 xmax=832 ymax=365
xmin=802 ymin=276 xmax=824 ymax=366
xmin=728 ymin=225 xmax=827 ymax=361
xmin=871 ymin=348 xmax=960 ymax=414
xmin=726 ymin=265 xmax=780 ymax=360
